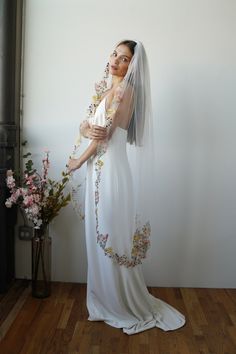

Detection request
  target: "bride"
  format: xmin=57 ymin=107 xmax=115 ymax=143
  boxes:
xmin=68 ymin=39 xmax=185 ymax=335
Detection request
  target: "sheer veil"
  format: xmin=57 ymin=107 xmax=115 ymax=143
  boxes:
xmin=70 ymin=40 xmax=155 ymax=266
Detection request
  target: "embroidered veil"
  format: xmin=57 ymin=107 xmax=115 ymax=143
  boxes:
xmin=70 ymin=40 xmax=155 ymax=267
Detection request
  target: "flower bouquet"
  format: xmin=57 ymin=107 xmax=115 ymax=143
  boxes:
xmin=5 ymin=149 xmax=71 ymax=297
xmin=5 ymin=150 xmax=70 ymax=229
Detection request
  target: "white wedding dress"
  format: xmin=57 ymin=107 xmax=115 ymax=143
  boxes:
xmin=85 ymin=98 xmax=185 ymax=335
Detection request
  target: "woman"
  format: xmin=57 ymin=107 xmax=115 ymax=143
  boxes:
xmin=68 ymin=40 xmax=185 ymax=334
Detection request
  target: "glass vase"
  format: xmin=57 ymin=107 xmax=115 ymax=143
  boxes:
xmin=31 ymin=225 xmax=51 ymax=298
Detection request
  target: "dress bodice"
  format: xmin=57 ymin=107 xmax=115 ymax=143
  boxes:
xmin=91 ymin=97 xmax=128 ymax=148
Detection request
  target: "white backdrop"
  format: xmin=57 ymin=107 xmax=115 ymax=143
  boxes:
xmin=15 ymin=0 xmax=236 ymax=287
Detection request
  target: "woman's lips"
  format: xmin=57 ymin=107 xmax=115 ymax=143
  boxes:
xmin=111 ymin=65 xmax=118 ymax=70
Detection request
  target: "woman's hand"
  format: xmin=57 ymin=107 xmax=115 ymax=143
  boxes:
xmin=88 ymin=125 xmax=107 ymax=140
xmin=80 ymin=120 xmax=107 ymax=140
xmin=67 ymin=158 xmax=82 ymax=174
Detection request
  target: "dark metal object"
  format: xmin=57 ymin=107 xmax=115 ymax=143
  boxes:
xmin=0 ymin=0 xmax=23 ymax=292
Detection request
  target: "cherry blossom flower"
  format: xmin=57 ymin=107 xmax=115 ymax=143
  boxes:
xmin=5 ymin=150 xmax=71 ymax=229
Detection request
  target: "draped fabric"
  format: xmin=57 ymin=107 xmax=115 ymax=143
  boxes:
xmin=85 ymin=97 xmax=185 ymax=334
xmin=70 ymin=40 xmax=186 ymax=333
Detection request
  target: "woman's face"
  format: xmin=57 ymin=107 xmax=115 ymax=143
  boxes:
xmin=109 ymin=44 xmax=133 ymax=77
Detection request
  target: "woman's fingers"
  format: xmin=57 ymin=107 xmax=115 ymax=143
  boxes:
xmin=67 ymin=158 xmax=78 ymax=173
xmin=90 ymin=125 xmax=107 ymax=139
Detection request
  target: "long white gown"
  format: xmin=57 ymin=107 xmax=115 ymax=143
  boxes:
xmin=85 ymin=98 xmax=186 ymax=335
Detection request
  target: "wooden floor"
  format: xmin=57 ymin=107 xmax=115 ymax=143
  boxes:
xmin=0 ymin=281 xmax=236 ymax=354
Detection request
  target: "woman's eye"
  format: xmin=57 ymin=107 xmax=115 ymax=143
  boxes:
xmin=122 ymin=57 xmax=128 ymax=62
xmin=112 ymin=52 xmax=117 ymax=57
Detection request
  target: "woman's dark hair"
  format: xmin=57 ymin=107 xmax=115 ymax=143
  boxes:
xmin=117 ymin=40 xmax=138 ymax=145
xmin=117 ymin=40 xmax=137 ymax=55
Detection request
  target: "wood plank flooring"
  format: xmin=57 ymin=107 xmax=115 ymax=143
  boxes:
xmin=0 ymin=281 xmax=236 ymax=354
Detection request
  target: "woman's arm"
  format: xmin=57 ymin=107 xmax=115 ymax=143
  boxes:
xmin=79 ymin=120 xmax=90 ymax=138
xmin=67 ymin=140 xmax=99 ymax=173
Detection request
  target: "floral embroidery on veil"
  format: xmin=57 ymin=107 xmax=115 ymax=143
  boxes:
xmin=94 ymin=144 xmax=151 ymax=268
xmin=70 ymin=52 xmax=152 ymax=268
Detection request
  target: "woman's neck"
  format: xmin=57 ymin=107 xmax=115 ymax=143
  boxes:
xmin=112 ymin=75 xmax=123 ymax=87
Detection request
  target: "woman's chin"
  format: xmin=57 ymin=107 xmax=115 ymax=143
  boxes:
xmin=110 ymin=68 xmax=118 ymax=75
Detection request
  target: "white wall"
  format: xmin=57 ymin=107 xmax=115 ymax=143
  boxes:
xmin=16 ymin=0 xmax=236 ymax=287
